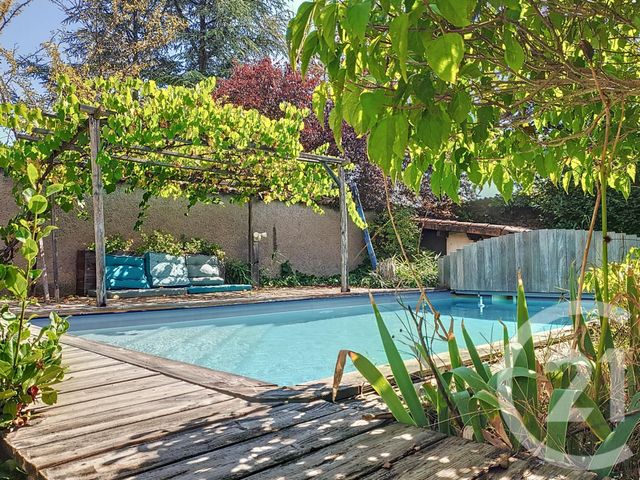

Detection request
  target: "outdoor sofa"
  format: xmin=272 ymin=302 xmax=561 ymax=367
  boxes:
xmin=90 ymin=252 xmax=251 ymax=299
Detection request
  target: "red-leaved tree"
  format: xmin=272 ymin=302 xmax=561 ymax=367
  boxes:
xmin=215 ymin=58 xmax=462 ymax=214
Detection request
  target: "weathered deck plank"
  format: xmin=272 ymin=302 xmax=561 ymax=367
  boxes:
xmin=64 ymin=355 xmax=122 ymax=373
xmin=30 ymin=375 xmax=181 ymax=413
xmin=40 ymin=401 xmax=341 ymax=480
xmin=56 ymin=362 xmax=158 ymax=393
xmin=2 ymin=341 xmax=595 ymax=480
xmin=17 ymin=393 xmax=231 ymax=447
xmin=367 ymin=436 xmax=591 ymax=480
xmin=131 ymin=402 xmax=387 ymax=480
xmin=245 ymin=421 xmax=447 ymax=480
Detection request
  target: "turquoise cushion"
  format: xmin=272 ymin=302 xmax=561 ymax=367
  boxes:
xmin=106 ymin=265 xmax=146 ymax=281
xmin=185 ymin=255 xmax=224 ymax=285
xmin=187 ymin=284 xmax=252 ymax=294
xmin=105 ymin=255 xmax=149 ymax=289
xmin=106 ymin=255 xmax=144 ymax=268
xmin=144 ymin=252 xmax=190 ymax=287
xmin=106 ymin=277 xmax=149 ymax=289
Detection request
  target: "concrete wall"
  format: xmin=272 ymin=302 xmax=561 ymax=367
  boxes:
xmin=0 ymin=178 xmax=365 ymax=295
xmin=446 ymin=232 xmax=473 ymax=254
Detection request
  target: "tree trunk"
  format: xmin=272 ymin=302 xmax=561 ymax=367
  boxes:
xmin=198 ymin=13 xmax=207 ymax=74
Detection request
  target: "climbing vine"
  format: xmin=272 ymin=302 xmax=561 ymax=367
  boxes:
xmin=289 ymin=0 xmax=639 ymax=200
xmin=0 ymin=76 xmax=361 ymax=260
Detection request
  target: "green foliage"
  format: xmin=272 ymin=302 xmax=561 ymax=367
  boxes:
xmin=528 ymin=181 xmax=640 ymax=235
xmin=0 ymin=458 xmax=25 ymax=480
xmin=460 ymin=181 xmax=640 ymax=236
xmin=365 ymin=252 xmax=439 ymax=289
xmin=334 ymin=296 xmax=428 ymax=426
xmin=289 ymin=0 xmax=639 ymax=201
xmin=163 ymin=0 xmax=289 ymax=78
xmin=0 ymin=76 xmax=360 ymax=263
xmin=218 ymin=258 xmax=393 ymax=289
xmin=456 ymin=194 xmax=543 ymax=229
xmin=585 ymin=248 xmax=640 ymax=397
xmin=262 ymin=260 xmax=362 ymax=288
xmin=88 ymin=234 xmax=134 ymax=254
xmin=0 ymin=164 xmax=67 ymax=429
xmin=89 ymin=230 xmax=227 ymax=258
xmin=0 ymin=307 xmax=68 ymax=428
xmin=336 ymin=278 xmax=640 ymax=478
xmin=369 ymin=206 xmax=421 ymax=260
xmin=182 ymin=237 xmax=225 ymax=259
xmin=135 ymin=231 xmax=183 ymax=256
xmin=585 ymin=248 xmax=640 ymax=298
xmin=224 ymin=259 xmax=252 ymax=285
xmin=131 ymin=231 xmax=226 ymax=259
xmin=393 ymin=251 xmax=439 ymax=288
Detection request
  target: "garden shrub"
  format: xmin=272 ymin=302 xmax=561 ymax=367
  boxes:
xmin=182 ymin=237 xmax=225 ymax=259
xmin=224 ymin=259 xmax=252 ymax=285
xmin=90 ymin=230 xmax=230 ymax=280
xmin=88 ymin=234 xmax=134 ymax=254
xmin=0 ymin=168 xmax=68 ymax=429
xmin=135 ymin=230 xmax=183 ymax=256
xmin=460 ymin=179 xmax=640 ymax=235
xmin=394 ymin=251 xmax=439 ymax=287
xmin=369 ymin=207 xmax=421 ymax=260
xmin=364 ymin=252 xmax=439 ymax=289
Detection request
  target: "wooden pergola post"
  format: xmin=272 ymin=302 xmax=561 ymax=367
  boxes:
xmin=339 ymin=165 xmax=349 ymax=293
xmin=50 ymin=196 xmax=60 ymax=302
xmin=89 ymin=114 xmax=107 ymax=307
xmin=248 ymin=197 xmax=259 ymax=287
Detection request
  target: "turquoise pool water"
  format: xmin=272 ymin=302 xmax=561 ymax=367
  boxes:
xmin=57 ymin=292 xmax=571 ymax=386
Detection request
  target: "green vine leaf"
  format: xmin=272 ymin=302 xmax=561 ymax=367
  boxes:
xmin=425 ymin=33 xmax=465 ymax=83
xmin=504 ymin=30 xmax=525 ymax=72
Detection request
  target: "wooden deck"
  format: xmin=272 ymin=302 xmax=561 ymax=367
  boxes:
xmin=2 ymin=344 xmax=594 ymax=479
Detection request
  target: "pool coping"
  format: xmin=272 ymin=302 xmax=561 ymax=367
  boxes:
xmin=57 ymin=319 xmax=575 ymax=403
xmin=26 ymin=287 xmax=440 ymax=318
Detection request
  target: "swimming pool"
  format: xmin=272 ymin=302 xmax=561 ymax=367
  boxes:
xmin=51 ymin=292 xmax=571 ymax=386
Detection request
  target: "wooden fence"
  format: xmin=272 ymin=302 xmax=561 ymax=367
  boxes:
xmin=438 ymin=229 xmax=640 ymax=294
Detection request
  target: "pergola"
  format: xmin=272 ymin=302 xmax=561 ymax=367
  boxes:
xmin=16 ymin=104 xmax=352 ymax=306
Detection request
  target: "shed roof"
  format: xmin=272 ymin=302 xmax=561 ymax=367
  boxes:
xmin=417 ymin=218 xmax=530 ymax=237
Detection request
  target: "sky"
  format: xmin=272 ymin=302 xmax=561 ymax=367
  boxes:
xmin=2 ymin=0 xmax=306 ymax=54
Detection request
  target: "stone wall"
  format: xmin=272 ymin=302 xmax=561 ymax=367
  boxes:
xmin=0 ymin=178 xmax=365 ymax=295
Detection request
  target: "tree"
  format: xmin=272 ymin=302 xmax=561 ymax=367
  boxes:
xmin=159 ymin=0 xmax=288 ymax=81
xmin=290 ymin=0 xmax=640 ymax=366
xmin=461 ymin=180 xmax=640 ymax=235
xmin=289 ymin=1 xmax=640 ymax=473
xmin=215 ymin=58 xmax=471 ymax=212
xmin=214 ymin=58 xmax=327 ymax=151
xmin=50 ymin=0 xmax=184 ymax=82
xmin=0 ymin=0 xmax=42 ymax=104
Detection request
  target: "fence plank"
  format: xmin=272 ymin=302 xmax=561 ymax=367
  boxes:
xmin=439 ymin=229 xmax=638 ymax=293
